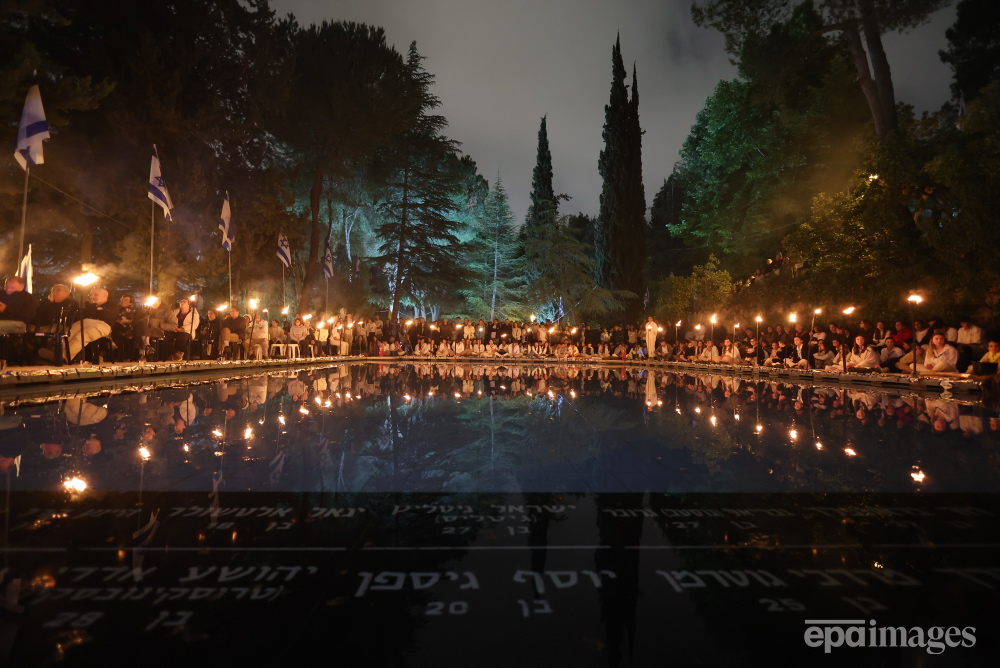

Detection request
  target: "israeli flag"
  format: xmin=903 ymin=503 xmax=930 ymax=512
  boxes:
xmin=14 ymin=77 xmax=50 ymax=171
xmin=148 ymin=145 xmax=174 ymax=220
xmin=18 ymin=244 xmax=33 ymax=293
xmin=219 ymin=192 xmax=234 ymax=250
xmin=323 ymin=241 xmax=334 ymax=279
xmin=268 ymin=450 xmax=285 ymax=485
xmin=276 ymin=233 xmax=291 ymax=268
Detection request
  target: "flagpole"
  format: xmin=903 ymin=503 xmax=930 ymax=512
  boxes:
xmin=18 ymin=167 xmax=29 ymax=267
xmin=149 ymin=201 xmax=155 ymax=296
xmin=282 ymin=265 xmax=286 ymax=310
xmin=325 ymin=276 xmax=329 ymax=314
xmin=228 ymin=250 xmax=233 ymax=306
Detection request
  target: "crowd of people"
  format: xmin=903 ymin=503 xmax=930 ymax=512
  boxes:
xmin=0 ymin=276 xmax=996 ymax=376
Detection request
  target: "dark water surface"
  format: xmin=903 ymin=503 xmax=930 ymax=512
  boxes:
xmin=1 ymin=363 xmax=998 ymax=665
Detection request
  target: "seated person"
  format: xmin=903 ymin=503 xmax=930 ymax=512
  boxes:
xmin=717 ymin=340 xmax=737 ymax=364
xmin=52 ymin=287 xmax=118 ymax=362
xmin=32 ymin=283 xmax=79 ymax=362
xmin=268 ymin=319 xmax=287 ymax=345
xmin=742 ymin=338 xmax=764 ymax=365
xmin=162 ymin=298 xmax=200 ymax=361
xmin=198 ymin=309 xmax=222 ymax=358
xmin=763 ymin=342 xmax=787 ymax=367
xmin=699 ymin=341 xmax=720 ymax=362
xmin=878 ymin=336 xmax=902 ymax=371
xmin=111 ymin=294 xmax=138 ymax=361
xmin=844 ymin=335 xmax=880 ymax=370
xmin=979 ymin=340 xmax=1000 ymax=365
xmin=0 ymin=275 xmax=39 ymax=334
xmin=956 ymin=316 xmax=985 ymax=358
xmin=812 ymin=340 xmax=835 ymax=369
xmin=34 ymin=284 xmax=79 ymax=333
xmin=784 ymin=336 xmax=809 ymax=369
xmin=219 ymin=306 xmax=247 ymax=359
xmin=387 ymin=337 xmax=402 ymax=356
xmin=246 ymin=313 xmax=268 ymax=359
xmin=288 ymin=318 xmax=309 ymax=352
xmin=909 ymin=334 xmax=959 ymax=374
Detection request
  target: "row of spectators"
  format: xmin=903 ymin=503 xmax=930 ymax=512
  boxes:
xmin=0 ymin=275 xmax=995 ymax=375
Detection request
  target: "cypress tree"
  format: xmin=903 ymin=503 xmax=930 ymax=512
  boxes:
xmin=596 ymin=36 xmax=645 ymax=321
xmin=524 ymin=115 xmax=556 ymax=239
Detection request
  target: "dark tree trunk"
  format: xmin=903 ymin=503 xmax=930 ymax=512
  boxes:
xmin=391 ymin=164 xmax=410 ymax=319
xmin=858 ymin=0 xmax=898 ymax=136
xmin=299 ymin=165 xmax=323 ymax=314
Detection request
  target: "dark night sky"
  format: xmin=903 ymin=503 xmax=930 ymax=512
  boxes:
xmin=275 ymin=0 xmax=959 ymax=222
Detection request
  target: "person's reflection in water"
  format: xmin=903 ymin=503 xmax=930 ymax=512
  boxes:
xmin=595 ymin=493 xmax=643 ymax=667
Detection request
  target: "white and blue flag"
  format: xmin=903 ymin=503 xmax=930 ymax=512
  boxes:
xmin=18 ymin=244 xmax=33 ymax=293
xmin=219 ymin=192 xmax=234 ymax=250
xmin=268 ymin=450 xmax=285 ymax=485
xmin=276 ymin=233 xmax=291 ymax=268
xmin=323 ymin=241 xmax=334 ymax=279
xmin=148 ymin=145 xmax=174 ymax=220
xmin=14 ymin=77 xmax=50 ymax=170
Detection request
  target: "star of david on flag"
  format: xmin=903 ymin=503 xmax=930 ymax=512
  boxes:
xmin=14 ymin=75 xmax=50 ymax=171
xmin=148 ymin=145 xmax=174 ymax=220
xmin=276 ymin=233 xmax=291 ymax=267
xmin=323 ymin=241 xmax=334 ymax=279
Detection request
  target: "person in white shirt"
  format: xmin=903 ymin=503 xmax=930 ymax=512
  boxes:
xmin=417 ymin=338 xmax=433 ymax=356
xmin=644 ymin=317 xmax=658 ymax=356
xmin=463 ymin=319 xmax=476 ymax=341
xmin=918 ymin=334 xmax=959 ymax=374
xmin=957 ymin=317 xmax=985 ymax=357
xmin=700 ymin=341 xmax=720 ymax=362
xmin=878 ymin=336 xmax=903 ymax=370
xmin=845 ymin=335 xmax=880 ymax=369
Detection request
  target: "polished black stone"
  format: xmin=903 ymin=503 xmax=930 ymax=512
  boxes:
xmin=1 ymin=363 xmax=998 ymax=665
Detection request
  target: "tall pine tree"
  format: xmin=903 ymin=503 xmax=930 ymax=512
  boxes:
xmin=596 ymin=36 xmax=644 ymax=321
xmin=462 ymin=172 xmax=523 ymax=320
xmin=374 ymin=43 xmax=472 ymax=319
xmin=524 ymin=115 xmax=556 ymax=239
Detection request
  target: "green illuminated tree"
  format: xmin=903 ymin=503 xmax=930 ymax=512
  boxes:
xmin=462 ymin=173 xmax=524 ymax=320
xmin=373 ymin=43 xmax=473 ymax=318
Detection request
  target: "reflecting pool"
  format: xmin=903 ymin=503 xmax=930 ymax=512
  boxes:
xmin=1 ymin=363 xmax=998 ymax=664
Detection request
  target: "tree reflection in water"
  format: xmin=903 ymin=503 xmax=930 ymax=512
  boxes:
xmin=0 ymin=363 xmax=998 ymax=494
